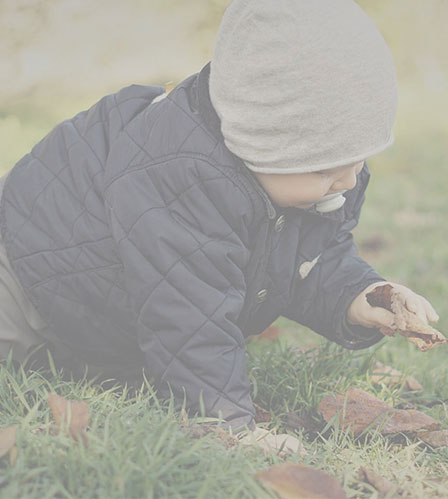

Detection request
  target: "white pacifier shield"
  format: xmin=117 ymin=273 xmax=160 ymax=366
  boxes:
xmin=314 ymin=190 xmax=347 ymax=213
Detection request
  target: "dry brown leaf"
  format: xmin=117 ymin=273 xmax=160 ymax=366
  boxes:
xmin=246 ymin=325 xmax=283 ymax=342
xmin=257 ymin=325 xmax=283 ymax=341
xmin=256 ymin=463 xmax=346 ymax=499
xmin=366 ymin=284 xmax=447 ymax=351
xmin=318 ymin=387 xmax=439 ymax=436
xmin=384 ymin=409 xmax=440 ymax=434
xmin=0 ymin=426 xmax=17 ymax=460
xmin=358 ymin=467 xmax=394 ymax=495
xmin=359 ymin=234 xmax=388 ymax=254
xmin=370 ymin=361 xmax=423 ymax=391
xmin=419 ymin=430 xmax=448 ymax=448
xmin=254 ymin=403 xmax=271 ymax=423
xmin=47 ymin=393 xmax=89 ymax=445
xmin=405 ymin=376 xmax=424 ymax=392
xmin=365 ymin=284 xmax=394 ymax=311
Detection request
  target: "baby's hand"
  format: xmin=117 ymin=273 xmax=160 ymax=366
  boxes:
xmin=346 ymin=281 xmax=439 ymax=334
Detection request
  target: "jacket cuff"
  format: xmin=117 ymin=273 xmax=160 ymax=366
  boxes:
xmin=335 ymin=276 xmax=387 ymax=350
xmin=341 ymin=313 xmax=384 ymax=349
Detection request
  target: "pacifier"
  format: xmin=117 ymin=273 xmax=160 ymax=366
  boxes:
xmin=314 ymin=190 xmax=347 ymax=213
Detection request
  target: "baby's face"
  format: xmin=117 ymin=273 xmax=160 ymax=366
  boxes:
xmin=253 ymin=161 xmax=364 ymax=209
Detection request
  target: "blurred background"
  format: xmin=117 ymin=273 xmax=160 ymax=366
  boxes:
xmin=0 ymin=0 xmax=447 ymax=352
xmin=1 ymin=0 xmax=447 ymax=170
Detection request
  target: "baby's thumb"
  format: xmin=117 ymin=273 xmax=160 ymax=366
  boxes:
xmin=369 ymin=306 xmax=395 ymax=328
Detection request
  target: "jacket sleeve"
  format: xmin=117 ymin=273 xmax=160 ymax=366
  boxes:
xmin=104 ymin=159 xmax=256 ymax=432
xmin=283 ymin=164 xmax=385 ymax=350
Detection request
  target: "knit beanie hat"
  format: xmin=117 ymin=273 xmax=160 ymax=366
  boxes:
xmin=209 ymin=0 xmax=398 ymax=175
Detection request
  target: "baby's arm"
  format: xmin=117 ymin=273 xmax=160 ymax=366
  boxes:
xmin=283 ymin=166 xmax=386 ymax=349
xmin=105 ymin=160 xmax=256 ymax=432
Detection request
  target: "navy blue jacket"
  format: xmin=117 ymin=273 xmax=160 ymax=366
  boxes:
xmin=0 ymin=62 xmax=384 ymax=430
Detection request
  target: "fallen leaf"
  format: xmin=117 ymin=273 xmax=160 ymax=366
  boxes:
xmin=257 ymin=326 xmax=283 ymax=341
xmin=405 ymin=376 xmax=425 ymax=392
xmin=385 ymin=409 xmax=440 ymax=434
xmin=47 ymin=393 xmax=89 ymax=445
xmin=0 ymin=426 xmax=17 ymax=460
xmin=318 ymin=387 xmax=439 ymax=436
xmin=359 ymin=234 xmax=388 ymax=254
xmin=256 ymin=463 xmax=346 ymax=499
xmin=370 ymin=361 xmax=423 ymax=391
xmin=366 ymin=284 xmax=447 ymax=351
xmin=254 ymin=403 xmax=271 ymax=423
xmin=419 ymin=430 xmax=448 ymax=448
xmin=358 ymin=467 xmax=394 ymax=495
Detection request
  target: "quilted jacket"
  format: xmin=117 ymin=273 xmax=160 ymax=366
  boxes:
xmin=0 ymin=62 xmax=385 ymax=431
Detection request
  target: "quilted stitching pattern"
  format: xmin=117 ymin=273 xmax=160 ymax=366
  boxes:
xmin=0 ymin=64 xmax=385 ymax=430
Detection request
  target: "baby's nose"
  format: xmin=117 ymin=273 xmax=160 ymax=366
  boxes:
xmin=333 ymin=169 xmax=358 ymax=191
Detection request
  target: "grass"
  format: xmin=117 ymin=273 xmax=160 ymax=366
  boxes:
xmin=0 ymin=102 xmax=448 ymax=497
xmin=2 ymin=338 xmax=448 ymax=498
xmin=0 ymin=358 xmax=271 ymax=499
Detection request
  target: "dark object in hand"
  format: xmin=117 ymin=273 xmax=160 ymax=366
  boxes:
xmin=366 ymin=284 xmax=447 ymax=351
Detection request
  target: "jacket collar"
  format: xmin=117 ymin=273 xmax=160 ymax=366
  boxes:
xmin=194 ymin=62 xmax=346 ymax=223
xmin=196 ymin=62 xmax=225 ymax=142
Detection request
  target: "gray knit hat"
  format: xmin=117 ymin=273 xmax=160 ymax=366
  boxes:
xmin=209 ymin=0 xmax=398 ymax=174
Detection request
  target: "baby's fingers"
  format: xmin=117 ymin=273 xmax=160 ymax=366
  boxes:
xmin=406 ymin=296 xmax=439 ymax=324
xmin=422 ymin=296 xmax=440 ymax=323
xmin=405 ymin=298 xmax=427 ymax=324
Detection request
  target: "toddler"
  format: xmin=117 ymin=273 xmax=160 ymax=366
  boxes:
xmin=0 ymin=0 xmax=439 ymax=445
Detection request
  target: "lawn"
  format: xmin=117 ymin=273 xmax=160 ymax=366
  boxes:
xmin=0 ymin=102 xmax=447 ymax=497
